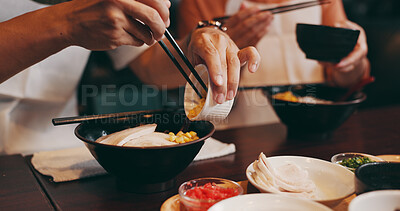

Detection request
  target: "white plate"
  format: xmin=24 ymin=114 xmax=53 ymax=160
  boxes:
xmin=246 ymin=156 xmax=354 ymax=207
xmin=208 ymin=193 xmax=333 ymax=211
xmin=349 ymin=190 xmax=400 ymax=211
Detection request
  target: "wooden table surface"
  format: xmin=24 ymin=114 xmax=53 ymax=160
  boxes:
xmin=1 ymin=105 xmax=399 ymax=211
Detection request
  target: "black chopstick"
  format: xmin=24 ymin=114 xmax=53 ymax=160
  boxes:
xmin=158 ymin=40 xmax=203 ymax=98
xmin=163 ymin=29 xmax=208 ymax=93
xmin=52 ymin=109 xmax=167 ymax=126
xmin=214 ymin=0 xmax=330 ymax=21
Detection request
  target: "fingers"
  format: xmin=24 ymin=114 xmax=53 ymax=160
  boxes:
xmin=226 ymin=48 xmax=241 ymax=100
xmin=119 ymin=0 xmax=169 ymax=41
xmin=238 ymin=46 xmax=260 ymax=73
xmin=124 ymin=17 xmax=154 ymax=45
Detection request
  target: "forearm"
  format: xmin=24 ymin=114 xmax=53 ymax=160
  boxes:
xmin=0 ymin=4 xmax=71 ymax=83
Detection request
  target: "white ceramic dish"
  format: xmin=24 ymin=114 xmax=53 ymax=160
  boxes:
xmin=349 ymin=190 xmax=400 ymax=211
xmin=208 ymin=193 xmax=333 ymax=211
xmin=246 ymin=156 xmax=355 ymax=207
xmin=184 ymin=64 xmax=234 ymax=122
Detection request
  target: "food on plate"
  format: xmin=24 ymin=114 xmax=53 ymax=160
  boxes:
xmin=339 ymin=156 xmax=375 ymax=169
xmin=168 ymin=131 xmax=199 ymax=143
xmin=251 ymin=153 xmax=316 ymax=198
xmin=187 ymin=98 xmax=206 ymax=119
xmin=96 ymin=124 xmax=198 ymax=147
xmin=185 ymin=182 xmax=240 ymax=201
xmin=273 ymin=91 xmax=333 ymax=104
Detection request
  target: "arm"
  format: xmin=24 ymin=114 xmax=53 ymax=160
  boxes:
xmin=321 ymin=0 xmax=370 ymax=88
xmin=129 ymin=27 xmax=260 ymax=103
xmin=0 ymin=0 xmax=170 ymax=83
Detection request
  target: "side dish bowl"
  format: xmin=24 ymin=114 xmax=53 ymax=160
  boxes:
xmin=331 ymin=152 xmax=385 ymax=172
xmin=349 ymin=190 xmax=400 ymax=211
xmin=179 ymin=177 xmax=243 ymax=210
xmin=246 ymin=156 xmax=355 ymax=207
xmin=263 ymin=84 xmax=366 ymax=140
xmin=355 ymin=162 xmax=400 ymax=195
xmin=74 ymin=109 xmax=215 ymax=193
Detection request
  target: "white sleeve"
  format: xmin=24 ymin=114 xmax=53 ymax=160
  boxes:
xmin=107 ymin=45 xmax=150 ymax=71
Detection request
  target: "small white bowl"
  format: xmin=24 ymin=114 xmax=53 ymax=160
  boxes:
xmin=209 ymin=193 xmax=333 ymax=211
xmin=246 ymin=156 xmax=354 ymax=207
xmin=184 ymin=64 xmax=234 ymax=122
xmin=349 ymin=190 xmax=400 ymax=211
xmin=331 ymin=152 xmax=385 ymax=171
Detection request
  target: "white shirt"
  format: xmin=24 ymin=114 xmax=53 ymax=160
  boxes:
xmin=218 ymin=0 xmax=324 ymax=129
xmin=0 ymin=1 xmax=91 ymax=155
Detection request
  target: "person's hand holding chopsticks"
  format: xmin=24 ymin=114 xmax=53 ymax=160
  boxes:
xmin=222 ymin=3 xmax=274 ymax=49
xmin=187 ymin=27 xmax=260 ymax=104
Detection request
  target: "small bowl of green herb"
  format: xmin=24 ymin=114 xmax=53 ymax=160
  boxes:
xmin=331 ymin=152 xmax=385 ymax=172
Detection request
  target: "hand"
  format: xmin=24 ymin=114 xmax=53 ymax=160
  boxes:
xmin=187 ymin=27 xmax=260 ymax=104
xmin=322 ymin=20 xmax=370 ymax=87
xmin=223 ymin=3 xmax=273 ymax=49
xmin=61 ymin=0 xmax=171 ymax=50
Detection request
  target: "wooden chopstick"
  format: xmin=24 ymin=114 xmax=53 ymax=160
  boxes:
xmin=163 ymin=29 xmax=208 ymax=93
xmin=214 ymin=0 xmax=330 ymax=21
xmin=158 ymin=40 xmax=203 ymax=98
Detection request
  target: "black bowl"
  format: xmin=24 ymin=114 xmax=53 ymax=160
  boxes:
xmin=355 ymin=162 xmax=400 ymax=195
xmin=296 ymin=23 xmax=360 ymax=63
xmin=263 ymin=84 xmax=366 ymax=140
xmin=74 ymin=109 xmax=215 ymax=193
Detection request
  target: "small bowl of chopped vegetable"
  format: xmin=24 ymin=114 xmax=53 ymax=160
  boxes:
xmin=179 ymin=177 xmax=243 ymax=211
xmin=331 ymin=152 xmax=385 ymax=172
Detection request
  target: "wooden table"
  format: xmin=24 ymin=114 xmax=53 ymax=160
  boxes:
xmin=1 ymin=105 xmax=399 ymax=211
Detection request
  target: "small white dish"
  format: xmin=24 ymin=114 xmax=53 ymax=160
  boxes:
xmin=246 ymin=156 xmax=354 ymax=207
xmin=349 ymin=190 xmax=400 ymax=211
xmin=184 ymin=64 xmax=234 ymax=122
xmin=208 ymin=193 xmax=333 ymax=211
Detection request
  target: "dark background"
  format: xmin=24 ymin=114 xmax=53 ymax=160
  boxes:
xmin=77 ymin=0 xmax=400 ymax=115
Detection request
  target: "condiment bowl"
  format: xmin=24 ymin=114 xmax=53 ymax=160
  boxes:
xmin=74 ymin=109 xmax=215 ymax=193
xmin=355 ymin=162 xmax=400 ymax=195
xmin=331 ymin=152 xmax=385 ymax=172
xmin=262 ymin=84 xmax=366 ymax=140
xmin=179 ymin=177 xmax=243 ymax=211
xmin=246 ymin=155 xmax=355 ymax=207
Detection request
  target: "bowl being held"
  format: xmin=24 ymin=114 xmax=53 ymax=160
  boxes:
xmin=296 ymin=23 xmax=360 ymax=63
xmin=179 ymin=177 xmax=243 ymax=211
xmin=74 ymin=109 xmax=215 ymax=193
xmin=263 ymin=84 xmax=366 ymax=140
xmin=355 ymin=162 xmax=400 ymax=195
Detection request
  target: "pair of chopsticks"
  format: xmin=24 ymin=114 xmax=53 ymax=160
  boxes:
xmin=214 ymin=0 xmax=331 ymax=22
xmin=158 ymin=29 xmax=207 ymax=98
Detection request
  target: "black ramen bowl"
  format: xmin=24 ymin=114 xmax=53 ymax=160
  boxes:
xmin=263 ymin=84 xmax=366 ymax=140
xmin=296 ymin=23 xmax=360 ymax=63
xmin=74 ymin=109 xmax=215 ymax=193
xmin=355 ymin=162 xmax=400 ymax=195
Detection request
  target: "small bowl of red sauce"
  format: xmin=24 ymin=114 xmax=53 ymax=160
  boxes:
xmin=179 ymin=177 xmax=243 ymax=211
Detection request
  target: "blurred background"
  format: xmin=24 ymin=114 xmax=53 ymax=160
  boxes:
xmin=77 ymin=0 xmax=400 ymax=115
